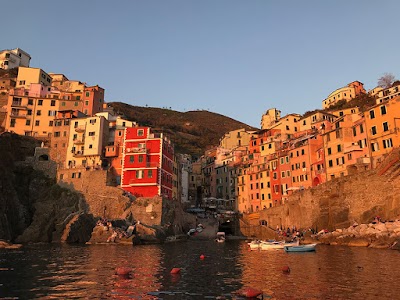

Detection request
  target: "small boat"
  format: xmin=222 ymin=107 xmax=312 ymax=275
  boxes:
xmin=260 ymin=239 xmax=299 ymax=250
xmin=215 ymin=232 xmax=226 ymax=243
xmin=248 ymin=240 xmax=262 ymax=250
xmin=284 ymin=243 xmax=317 ymax=252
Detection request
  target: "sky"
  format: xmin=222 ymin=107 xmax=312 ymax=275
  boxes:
xmin=3 ymin=0 xmax=400 ymax=128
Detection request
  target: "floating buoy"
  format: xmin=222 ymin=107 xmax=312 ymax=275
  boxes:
xmin=236 ymin=287 xmax=263 ymax=298
xmin=282 ymin=265 xmax=290 ymax=273
xmin=170 ymin=268 xmax=181 ymax=274
xmin=115 ymin=267 xmax=132 ymax=276
xmin=200 ymin=254 xmax=205 ymax=260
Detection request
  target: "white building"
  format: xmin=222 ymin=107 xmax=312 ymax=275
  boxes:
xmin=0 ymin=48 xmax=31 ymax=70
xmin=65 ymin=115 xmax=109 ymax=169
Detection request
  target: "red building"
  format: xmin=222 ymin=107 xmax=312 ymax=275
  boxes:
xmin=120 ymin=127 xmax=174 ymax=199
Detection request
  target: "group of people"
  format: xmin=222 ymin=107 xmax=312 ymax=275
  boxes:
xmin=96 ymin=218 xmax=138 ymax=243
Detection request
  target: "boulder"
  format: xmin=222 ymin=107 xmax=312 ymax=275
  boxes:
xmin=347 ymin=238 xmax=369 ymax=247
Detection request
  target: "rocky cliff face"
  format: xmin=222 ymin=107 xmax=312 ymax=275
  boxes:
xmin=258 ymin=167 xmax=400 ymax=232
xmin=0 ymin=133 xmax=194 ymax=244
xmin=0 ymin=133 xmax=84 ymax=243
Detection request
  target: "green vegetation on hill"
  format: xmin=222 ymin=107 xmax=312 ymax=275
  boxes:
xmin=109 ymin=102 xmax=257 ymax=157
xmin=326 ymin=93 xmax=377 ymax=112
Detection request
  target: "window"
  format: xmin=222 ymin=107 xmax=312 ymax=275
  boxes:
xmin=327 ymin=148 xmax=332 ymax=155
xmin=369 ymin=110 xmax=375 ymax=119
xmin=138 ymin=129 xmax=144 ymax=136
xmin=281 ymin=171 xmax=285 ymax=178
xmin=337 ymin=144 xmax=342 ymax=152
xmin=48 ymin=120 xmax=53 ymax=126
xmin=273 ymin=172 xmax=277 ymax=179
xmin=72 ymin=173 xmax=76 ymax=179
xmin=380 ymin=106 xmax=387 ymax=115
xmin=54 ymin=132 xmax=60 ymax=137
xmin=301 ymin=149 xmax=305 ymax=155
xmin=371 ymin=142 xmax=379 ymax=152
xmin=48 ymin=110 xmax=56 ymax=116
xmin=51 ymin=100 xmax=56 ymax=106
xmin=76 ymin=96 xmax=81 ymax=100
xmin=360 ymin=124 xmax=364 ymax=133
xmin=38 ymin=100 xmax=43 ymax=106
xmin=136 ymin=170 xmax=143 ymax=179
xmin=85 ymin=92 xmax=90 ymax=97
xmin=74 ymin=102 xmax=79 ymax=106
xmin=129 ymin=156 xmax=134 ymax=163
xmin=383 ymin=122 xmax=389 ymax=132
xmin=88 ymin=132 xmax=95 ymax=136
xmin=353 ymin=127 xmax=357 ymax=136
xmin=26 ymin=120 xmax=30 ymax=126
xmin=328 ymin=160 xmax=333 ymax=167
xmin=90 ymin=119 xmax=96 ymax=124
xmin=139 ymin=155 xmax=143 ymax=162
xmin=383 ymin=138 xmax=393 ymax=149
xmin=28 ymin=99 xmax=33 ymax=105
xmin=371 ymin=126 xmax=377 ymax=135
xmin=36 ymin=110 xmax=41 ymax=116
xmin=85 ymin=101 xmax=89 ymax=105
xmin=35 ymin=120 xmax=40 ymax=126
xmin=148 ymin=170 xmax=153 ymax=178
xmin=61 ymin=102 xmax=66 ymax=107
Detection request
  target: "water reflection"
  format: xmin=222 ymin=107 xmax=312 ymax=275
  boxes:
xmin=1 ymin=242 xmax=400 ymax=299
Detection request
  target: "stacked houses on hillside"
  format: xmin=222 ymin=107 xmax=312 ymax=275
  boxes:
xmin=2 ymin=49 xmax=400 ymax=214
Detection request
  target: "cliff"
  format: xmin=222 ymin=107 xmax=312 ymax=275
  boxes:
xmin=0 ymin=133 xmax=194 ymax=244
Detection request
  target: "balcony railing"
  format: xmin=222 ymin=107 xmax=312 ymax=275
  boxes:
xmin=72 ymin=150 xmax=85 ymax=157
xmin=74 ymin=126 xmax=85 ymax=133
xmin=125 ymin=147 xmax=147 ymax=154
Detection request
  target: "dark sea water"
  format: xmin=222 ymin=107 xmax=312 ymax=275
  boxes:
xmin=0 ymin=240 xmax=399 ymax=299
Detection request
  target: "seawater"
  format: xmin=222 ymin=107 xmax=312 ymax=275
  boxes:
xmin=0 ymin=241 xmax=399 ymax=299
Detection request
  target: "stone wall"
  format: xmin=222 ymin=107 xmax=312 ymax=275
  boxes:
xmin=256 ymin=169 xmax=400 ymax=232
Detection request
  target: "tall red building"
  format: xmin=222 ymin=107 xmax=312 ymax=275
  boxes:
xmin=120 ymin=127 xmax=174 ymax=199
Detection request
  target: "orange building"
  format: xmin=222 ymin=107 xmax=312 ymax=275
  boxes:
xmin=322 ymin=113 xmax=366 ymax=180
xmin=364 ymin=96 xmax=400 ymax=167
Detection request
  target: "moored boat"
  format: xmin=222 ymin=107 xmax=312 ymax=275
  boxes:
xmin=248 ymin=240 xmax=262 ymax=250
xmin=260 ymin=239 xmax=299 ymax=250
xmin=284 ymin=243 xmax=317 ymax=252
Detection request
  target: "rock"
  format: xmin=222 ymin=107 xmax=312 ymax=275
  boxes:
xmin=62 ymin=214 xmax=97 ymax=243
xmin=0 ymin=240 xmax=22 ymax=249
xmin=390 ymin=239 xmax=400 ymax=250
xmin=374 ymin=223 xmax=388 ymax=232
xmin=347 ymin=238 xmax=369 ymax=247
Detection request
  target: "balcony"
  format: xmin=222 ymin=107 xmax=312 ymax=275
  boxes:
xmin=11 ymin=101 xmax=26 ymax=108
xmin=125 ymin=147 xmax=147 ymax=154
xmin=10 ymin=112 xmax=26 ymax=118
xmin=72 ymin=150 xmax=85 ymax=157
xmin=74 ymin=126 xmax=85 ymax=133
xmin=73 ymin=139 xmax=84 ymax=145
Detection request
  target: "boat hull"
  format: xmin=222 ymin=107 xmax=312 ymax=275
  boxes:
xmin=284 ymin=243 xmax=316 ymax=252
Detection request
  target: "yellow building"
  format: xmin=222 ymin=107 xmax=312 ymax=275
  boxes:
xmin=266 ymin=113 xmax=302 ymax=139
xmin=329 ymin=107 xmax=359 ymax=118
xmin=322 ymin=81 xmax=365 ymax=109
xmin=322 ymin=113 xmax=365 ymax=180
xmin=364 ymin=96 xmax=400 ymax=167
xmin=299 ymin=110 xmax=337 ymax=132
xmin=375 ymin=84 xmax=400 ymax=104
xmin=16 ymin=67 xmax=52 ymax=88
xmin=65 ymin=115 xmax=109 ymax=169
xmin=260 ymin=108 xmax=281 ymax=129
xmin=219 ymin=128 xmax=257 ymax=150
xmin=5 ymin=84 xmax=58 ymax=137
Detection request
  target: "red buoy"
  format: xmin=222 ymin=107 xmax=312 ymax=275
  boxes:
xmin=282 ymin=265 xmax=290 ymax=273
xmin=237 ymin=287 xmax=263 ymax=298
xmin=200 ymin=254 xmax=205 ymax=260
xmin=115 ymin=267 xmax=132 ymax=276
xmin=170 ymin=268 xmax=181 ymax=274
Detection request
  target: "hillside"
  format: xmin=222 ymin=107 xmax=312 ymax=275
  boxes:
xmin=109 ymin=102 xmax=257 ymax=156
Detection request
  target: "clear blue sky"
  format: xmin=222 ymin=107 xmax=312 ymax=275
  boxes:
xmin=3 ymin=0 xmax=400 ymax=128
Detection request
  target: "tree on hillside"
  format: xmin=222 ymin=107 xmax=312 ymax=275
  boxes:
xmin=378 ymin=73 xmax=396 ymax=88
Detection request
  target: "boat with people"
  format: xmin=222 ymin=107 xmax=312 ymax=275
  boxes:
xmin=284 ymin=243 xmax=317 ymax=252
xmin=260 ymin=239 xmax=299 ymax=250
